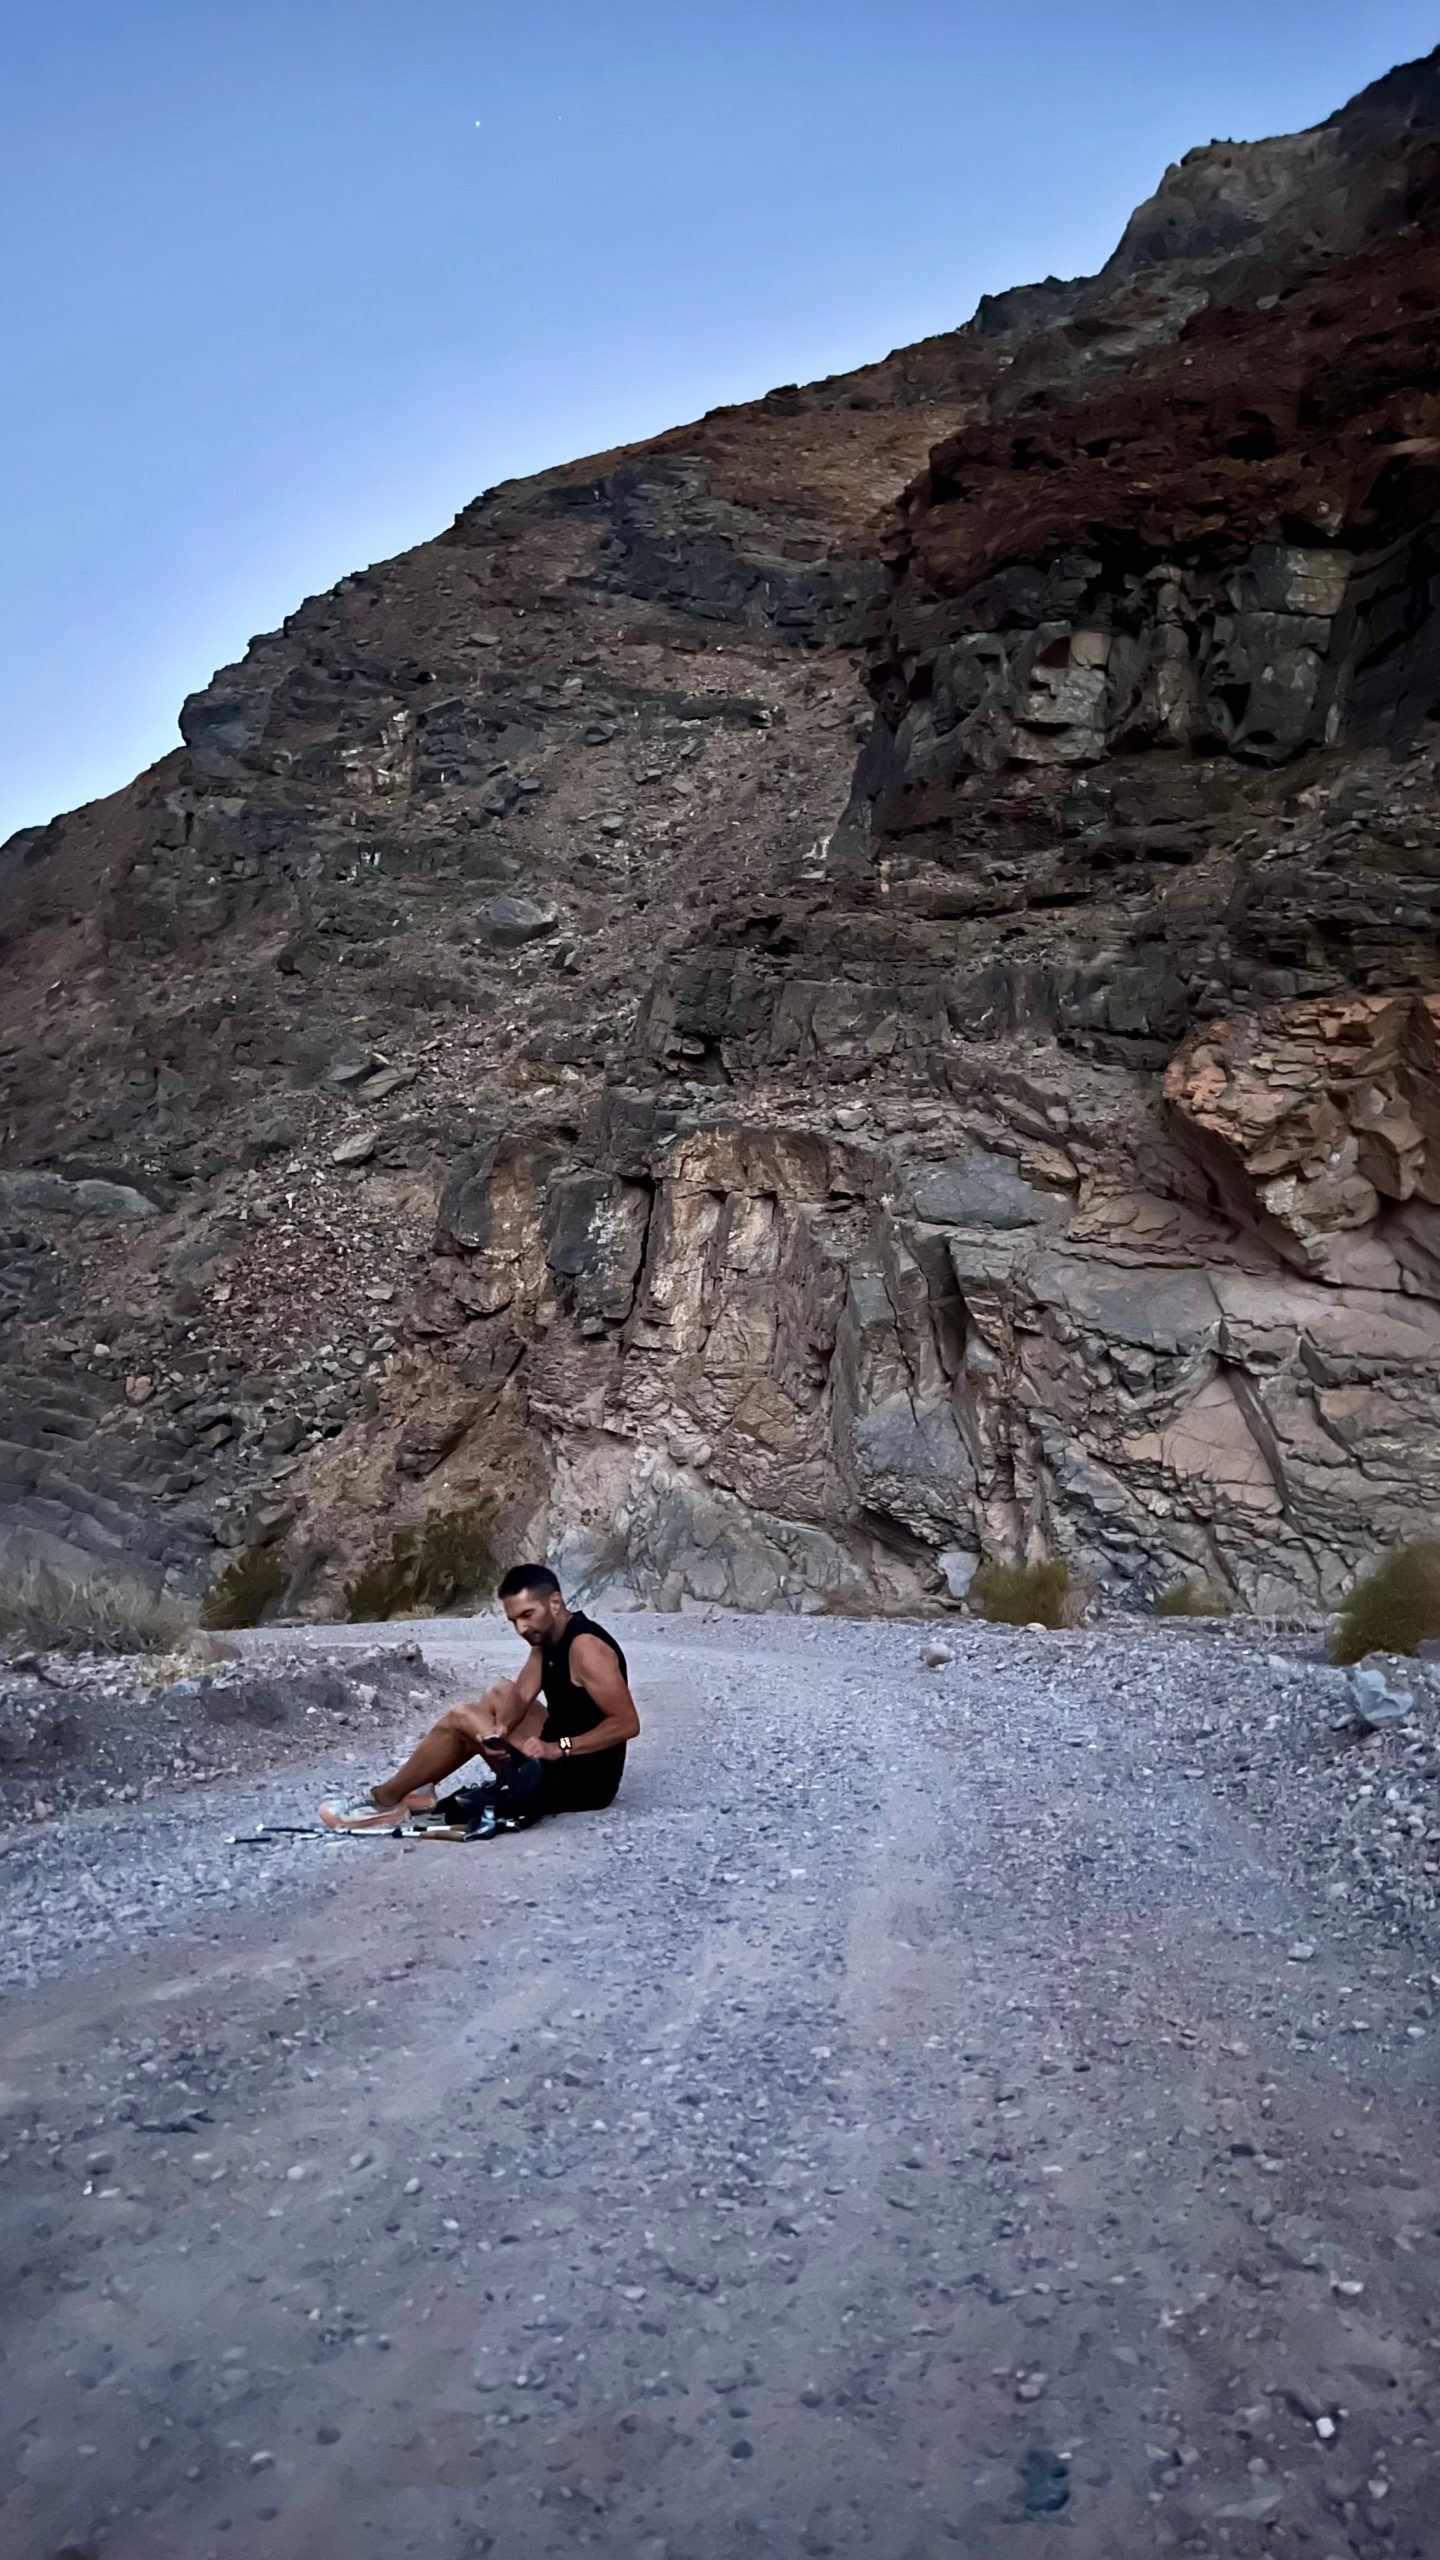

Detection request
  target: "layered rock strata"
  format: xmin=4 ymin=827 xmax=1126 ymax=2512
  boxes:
xmin=2 ymin=51 xmax=1438 ymax=1614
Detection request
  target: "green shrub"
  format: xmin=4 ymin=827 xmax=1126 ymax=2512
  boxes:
xmin=344 ymin=1506 xmax=495 ymax=1622
xmin=200 ymin=1540 xmax=291 ymax=1631
xmin=1154 ymin=1575 xmax=1235 ymax=1619
xmin=969 ymin=1558 xmax=1070 ymax=1630
xmin=0 ymin=1560 xmax=192 ymax=1656
xmin=1331 ymin=1539 xmax=1440 ymax=1666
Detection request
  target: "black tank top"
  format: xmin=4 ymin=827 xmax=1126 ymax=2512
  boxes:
xmin=538 ymin=1612 xmax=628 ymax=1810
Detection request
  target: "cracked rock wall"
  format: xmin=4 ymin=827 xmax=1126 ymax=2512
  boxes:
xmin=2 ymin=51 xmax=1439 ymax=1615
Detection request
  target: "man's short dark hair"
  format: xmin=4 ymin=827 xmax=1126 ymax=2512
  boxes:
xmin=498 ymin=1562 xmax=561 ymax=1601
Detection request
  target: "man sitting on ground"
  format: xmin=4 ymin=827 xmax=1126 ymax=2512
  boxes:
xmin=320 ymin=1563 xmax=639 ymax=1830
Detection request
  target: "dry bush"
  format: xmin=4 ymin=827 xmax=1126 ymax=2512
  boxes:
xmin=1331 ymin=1539 xmax=1440 ymax=1666
xmin=344 ymin=1507 xmax=495 ymax=1622
xmin=201 ymin=1541 xmax=290 ymax=1631
xmin=0 ymin=1559 xmax=192 ymax=1656
xmin=1154 ymin=1575 xmax=1235 ymax=1619
xmin=969 ymin=1558 xmax=1070 ymax=1630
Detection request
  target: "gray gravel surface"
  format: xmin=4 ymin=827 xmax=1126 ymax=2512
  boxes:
xmin=0 ymin=1638 xmax=441 ymax=1829
xmin=2 ymin=1611 xmax=1439 ymax=2559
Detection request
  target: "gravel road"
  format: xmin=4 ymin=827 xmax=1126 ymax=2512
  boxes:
xmin=3 ymin=1612 xmax=1439 ymax=2560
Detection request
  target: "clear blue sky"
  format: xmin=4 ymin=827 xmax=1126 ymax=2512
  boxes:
xmin=2 ymin=0 xmax=1434 ymax=843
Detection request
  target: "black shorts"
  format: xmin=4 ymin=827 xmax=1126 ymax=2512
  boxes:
xmin=538 ymin=1742 xmax=627 ymax=1816
xmin=482 ymin=1744 xmax=626 ymax=1821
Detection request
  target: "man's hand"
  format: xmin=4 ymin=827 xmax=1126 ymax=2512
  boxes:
xmin=514 ymin=1734 xmax=560 ymax=1763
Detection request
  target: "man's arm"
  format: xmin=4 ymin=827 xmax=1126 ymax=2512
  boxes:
xmin=515 ymin=1636 xmax=640 ymax=1761
xmin=476 ymin=1649 xmax=546 ymax=1764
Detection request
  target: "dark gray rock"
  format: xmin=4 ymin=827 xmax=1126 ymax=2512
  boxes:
xmin=478 ymin=894 xmax=558 ymax=948
xmin=1019 ymin=2449 xmax=1070 ymax=2515
xmin=907 ymin=1150 xmax=1062 ymax=1230
xmin=543 ymin=1172 xmax=652 ymax=1322
xmin=0 ymin=1171 xmax=158 ymax=1222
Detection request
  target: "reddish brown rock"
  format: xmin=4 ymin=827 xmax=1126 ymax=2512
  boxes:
xmin=1165 ymin=995 xmax=1440 ymax=1281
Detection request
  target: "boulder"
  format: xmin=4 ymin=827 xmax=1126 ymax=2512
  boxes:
xmin=0 ymin=1170 xmax=158 ymax=1221
xmin=330 ymin=1130 xmax=377 ymax=1167
xmin=478 ymin=894 xmax=558 ymax=948
xmin=1345 ymin=1664 xmax=1414 ymax=1730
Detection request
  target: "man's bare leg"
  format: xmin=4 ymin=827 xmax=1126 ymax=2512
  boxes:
xmin=319 ymin=1681 xmax=524 ymax=1828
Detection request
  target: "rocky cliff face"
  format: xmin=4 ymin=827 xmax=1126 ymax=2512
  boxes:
xmin=3 ymin=51 xmax=1439 ymax=1618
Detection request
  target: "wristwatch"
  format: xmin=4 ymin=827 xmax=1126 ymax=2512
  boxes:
xmin=558 ymin=1735 xmax=573 ymax=1758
